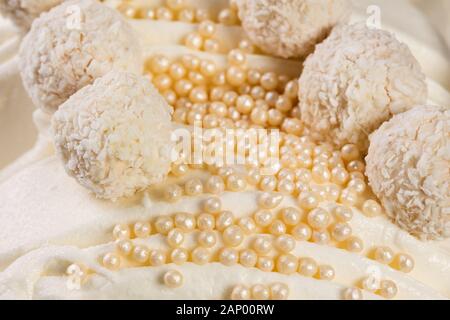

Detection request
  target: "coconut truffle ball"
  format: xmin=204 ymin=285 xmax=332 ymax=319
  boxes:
xmin=236 ymin=0 xmax=351 ymax=58
xmin=19 ymin=0 xmax=142 ymax=113
xmin=0 ymin=0 xmax=64 ymax=30
xmin=298 ymin=23 xmax=427 ymax=151
xmin=366 ymin=105 xmax=449 ymax=240
xmin=52 ymin=71 xmax=174 ymax=200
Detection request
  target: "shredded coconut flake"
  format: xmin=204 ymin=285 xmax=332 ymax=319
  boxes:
xmin=366 ymin=105 xmax=450 ymax=240
xmin=298 ymin=23 xmax=427 ymax=151
xmin=52 ymin=71 xmax=174 ymax=200
xmin=18 ymin=0 xmax=142 ymax=113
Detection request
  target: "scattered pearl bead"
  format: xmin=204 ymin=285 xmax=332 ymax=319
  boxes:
xmin=331 ymin=167 xmax=349 ymax=185
xmin=178 ymin=8 xmax=195 ymax=22
xmin=311 ymin=230 xmax=331 ymax=245
xmin=331 ymin=222 xmax=352 ymax=242
xmin=307 ymin=208 xmax=331 ymax=230
xmin=373 ymin=246 xmax=394 ymax=264
xmin=154 ymin=216 xmax=174 ymax=235
xmin=192 ymin=247 xmax=210 ymax=265
xmin=347 ymin=160 xmax=365 ymax=173
xmin=205 ymin=175 xmax=225 ymax=194
xmin=361 ymin=275 xmax=379 ymax=292
xmin=346 ymin=236 xmax=364 ymax=253
xmin=238 ymin=217 xmax=257 ymax=234
xmin=113 ymin=224 xmax=130 ymax=240
xmin=218 ymin=8 xmax=238 ymax=25
xmin=174 ymin=212 xmax=196 ymax=232
xmin=230 ymin=285 xmax=251 ymax=300
xmin=274 ymin=235 xmax=296 ymax=253
xmin=339 ymin=188 xmax=358 ymax=206
xmin=343 ymin=287 xmax=363 ymax=300
xmin=279 ymin=207 xmax=302 ymax=226
xmin=167 ymin=228 xmax=185 ymax=248
xmin=298 ymin=191 xmax=319 ymax=210
xmin=226 ymin=66 xmax=246 ymax=86
xmin=164 ymin=270 xmax=184 ymax=288
xmin=184 ymin=32 xmax=203 ymax=50
xmin=197 ymin=213 xmax=215 ymax=231
xmin=347 ymin=178 xmax=366 ymax=194
xmin=198 ymin=230 xmax=217 ymax=248
xmin=239 ymin=249 xmax=258 ymax=267
xmin=362 ymin=199 xmax=382 ymax=217
xmin=257 ymin=256 xmax=274 ymax=272
xmin=228 ymin=49 xmax=247 ymax=66
xmin=132 ymin=245 xmax=150 ymax=264
xmin=254 ymin=210 xmax=274 ymax=227
xmin=253 ymin=236 xmax=273 ymax=255
xmin=223 ymin=225 xmax=244 ymax=247
xmin=185 ymin=178 xmax=204 ymax=196
xmin=226 ymin=174 xmax=247 ymax=191
xmin=333 ymin=205 xmax=353 ymax=222
xmin=258 ymin=192 xmax=283 ymax=209
xmin=251 ymin=284 xmax=270 ymax=300
xmin=261 ymin=72 xmax=278 ymax=91
xmin=66 ymin=263 xmax=87 ymax=282
xmin=236 ymin=95 xmax=254 ymax=114
xmin=219 ymin=247 xmax=239 ymax=266
xmin=291 ymin=223 xmax=312 ymax=241
xmin=150 ymin=55 xmax=170 ymax=74
xmin=133 ymin=221 xmax=151 ymax=238
xmin=259 ymin=176 xmax=277 ymax=192
xmin=317 ymin=265 xmax=335 ymax=281
xmin=298 ymin=257 xmax=318 ymax=277
xmin=198 ymin=20 xmax=216 ymax=38
xmin=284 ymin=80 xmax=298 ymax=99
xmin=203 ymin=38 xmax=220 ymax=53
xmin=270 ymin=283 xmax=289 ymax=300
xmin=269 ymin=220 xmax=287 ymax=236
xmin=216 ymin=211 xmax=234 ymax=231
xmin=377 ymin=280 xmax=398 ymax=299
xmin=277 ymin=178 xmax=296 ymax=194
xmin=115 ymin=239 xmax=133 ymax=256
xmin=341 ymin=144 xmax=360 ymax=162
xmin=149 ymin=250 xmax=166 ymax=266
xmin=202 ymin=197 xmax=221 ymax=214
xmin=195 ymin=8 xmax=211 ymax=22
xmin=393 ymin=253 xmax=415 ymax=273
xmin=276 ymin=254 xmax=298 ymax=275
xmin=171 ymin=248 xmax=189 ymax=265
xmin=102 ymin=253 xmax=121 ymax=270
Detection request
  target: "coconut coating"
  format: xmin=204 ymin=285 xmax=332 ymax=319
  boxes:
xmin=0 ymin=0 xmax=64 ymax=30
xmin=298 ymin=23 xmax=427 ymax=151
xmin=366 ymin=105 xmax=450 ymax=240
xmin=19 ymin=0 xmax=142 ymax=113
xmin=236 ymin=0 xmax=351 ymax=58
xmin=52 ymin=71 xmax=174 ymax=200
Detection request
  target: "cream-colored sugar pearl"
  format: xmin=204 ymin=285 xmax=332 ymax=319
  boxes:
xmin=205 ymin=175 xmax=225 ymax=195
xmin=339 ymin=188 xmax=358 ymax=206
xmin=324 ymin=184 xmax=341 ymax=202
xmin=149 ymin=250 xmax=166 ymax=266
xmin=253 ymin=236 xmax=273 ymax=255
xmin=274 ymin=234 xmax=296 ymax=253
xmin=226 ymin=174 xmax=247 ymax=191
xmin=216 ymin=211 xmax=234 ymax=231
xmin=198 ymin=20 xmax=216 ymax=38
xmin=311 ymin=230 xmax=331 ymax=245
xmin=261 ymin=72 xmax=278 ymax=91
xmin=181 ymin=54 xmax=200 ymax=70
xmin=347 ymin=178 xmax=366 ymax=194
xmin=317 ymin=265 xmax=335 ymax=281
xmin=270 ymin=283 xmax=289 ymax=300
xmin=219 ymin=247 xmax=239 ymax=266
xmin=346 ymin=236 xmax=364 ymax=253
xmin=361 ymin=275 xmax=379 ymax=292
xmin=312 ymin=164 xmax=331 ymax=183
xmin=251 ymin=284 xmax=270 ymax=300
xmin=278 ymin=168 xmax=295 ymax=181
xmin=189 ymin=86 xmax=208 ymax=103
xmin=276 ymin=254 xmax=298 ymax=275
xmin=349 ymin=171 xmax=365 ymax=181
xmin=199 ymin=59 xmax=217 ymax=77
xmin=393 ymin=253 xmax=415 ymax=273
xmin=269 ymin=220 xmax=287 ymax=236
xmin=173 ymin=107 xmax=188 ymax=123
xmin=267 ymin=108 xmax=284 ymax=126
xmin=257 ymin=256 xmax=275 ymax=272
xmin=284 ymin=80 xmax=298 ymax=99
xmin=150 ymin=55 xmax=170 ymax=74
xmin=298 ymin=257 xmax=318 ymax=277
xmin=141 ymin=8 xmax=155 ymax=20
xmin=279 ymin=207 xmax=302 ymax=226
xmin=203 ymin=197 xmax=222 ymax=214
xmin=238 ymin=217 xmax=257 ymax=234
xmin=197 ymin=213 xmax=215 ymax=231
xmin=115 ymin=239 xmax=133 ymax=256
xmin=132 ymin=245 xmax=149 ymax=263
xmin=167 ymin=228 xmax=185 ymax=248
xmin=275 ymin=95 xmax=293 ymax=113
xmin=307 ymin=208 xmax=331 ymax=230
xmin=174 ymin=79 xmax=194 ymax=97
xmin=226 ymin=66 xmax=246 ymax=86
xmin=228 ymin=49 xmax=247 ymax=66
xmin=174 ymin=212 xmax=196 ymax=232
xmin=198 ymin=230 xmax=217 ymax=248
xmin=156 ymin=7 xmax=174 ymax=20
xmin=204 ymin=38 xmax=221 ymax=53
xmin=295 ymin=168 xmax=312 ymax=183
xmin=239 ymin=249 xmax=258 ymax=267
xmin=333 ymin=205 xmax=353 ymax=222
xmin=341 ymin=144 xmax=360 ymax=162
xmin=222 ymin=91 xmax=238 ymax=106
xmin=184 ymin=32 xmax=203 ymax=50
xmin=178 ymin=8 xmax=195 ymax=22
xmin=223 ymin=225 xmax=245 ymax=247
xmin=377 ymin=280 xmax=398 ymax=299
xmin=154 ymin=216 xmax=174 ymax=235
xmin=66 ymin=263 xmax=87 ymax=281
xmin=218 ymin=8 xmax=238 ymax=25
xmin=195 ymin=8 xmax=211 ymax=22
xmin=250 ymin=86 xmax=266 ymax=100
xmin=191 ymin=247 xmax=211 ymax=265
xmin=258 ymin=192 xmax=283 ymax=209
xmin=247 ymin=168 xmax=262 ymax=185
xmin=153 ymin=74 xmax=172 ymax=91
xmin=171 ymin=248 xmax=189 ymax=265
xmin=164 ymin=184 xmax=183 ymax=202
xmin=171 ymin=163 xmax=189 ymax=177
xmin=373 ymin=246 xmax=394 ymax=264
xmin=164 ymin=269 xmax=184 ymax=288
xmin=259 ymin=176 xmax=277 ymax=192
xmin=184 ymin=178 xmax=204 ymax=196
xmin=169 ymin=62 xmax=187 ymax=80
xmin=238 ymin=39 xmax=254 ymax=54
xmin=362 ymin=199 xmax=382 ymax=217
xmin=254 ymin=210 xmax=274 ymax=227
xmin=112 ymin=224 xmax=130 ymax=240
xmin=236 ymin=95 xmax=254 ymax=114
xmin=298 ymin=191 xmax=319 ymax=210
xmin=291 ymin=223 xmax=312 ymax=241
xmin=230 ymin=285 xmax=251 ymax=300
xmin=247 ymin=69 xmax=261 ymax=85
xmin=102 ymin=252 xmax=121 ymax=270
xmin=277 ymin=178 xmax=296 ymax=195
xmin=331 ymin=222 xmax=352 ymax=242
xmin=343 ymin=287 xmax=363 ymax=300
xmin=331 ymin=167 xmax=349 ymax=185
xmin=347 ymin=160 xmax=365 ymax=173
xmin=134 ymin=221 xmax=151 ymax=238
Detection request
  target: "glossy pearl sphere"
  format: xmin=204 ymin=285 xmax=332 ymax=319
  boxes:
xmin=102 ymin=253 xmax=121 ymax=270
xmin=298 ymin=257 xmax=318 ymax=277
xmin=185 ymin=178 xmax=204 ymax=196
xmin=280 ymin=207 xmax=302 ymax=226
xmin=251 ymin=284 xmax=270 ymax=300
xmin=154 ymin=216 xmax=174 ymax=235
xmin=113 ymin=224 xmax=131 ymax=240
xmin=274 ymin=235 xmax=296 ymax=253
xmin=132 ymin=245 xmax=149 ymax=263
xmin=393 ymin=253 xmax=415 ymax=273
xmin=164 ymin=270 xmax=184 ymax=288
xmin=115 ymin=239 xmax=133 ymax=256
xmin=343 ymin=287 xmax=363 ymax=300
xmin=133 ymin=221 xmax=151 ymax=238
xmin=216 ymin=211 xmax=234 ymax=231
xmin=239 ymin=249 xmax=258 ymax=267
xmin=317 ymin=265 xmax=335 ymax=280
xmin=223 ymin=225 xmax=245 ymax=247
xmin=362 ymin=200 xmax=382 ymax=217
xmin=218 ymin=248 xmax=239 ymax=266
xmin=378 ymin=280 xmax=398 ymax=299
xmin=307 ymin=208 xmax=331 ymax=230
xmin=345 ymin=236 xmax=364 ymax=253
xmin=291 ymin=223 xmax=312 ymax=241
xmin=276 ymin=254 xmax=298 ymax=274
xmin=205 ymin=175 xmax=225 ymax=194
xmin=270 ymin=283 xmax=290 ymax=300
xmin=197 ymin=213 xmax=215 ymax=231
xmin=254 ymin=210 xmax=274 ymax=227
xmin=331 ymin=222 xmax=352 ymax=242
xmin=198 ymin=230 xmax=217 ymax=248
xmin=257 ymin=256 xmax=274 ymax=272
xmin=230 ymin=285 xmax=251 ymax=300
xmin=171 ymin=248 xmax=189 ymax=265
xmin=373 ymin=246 xmax=394 ymax=264
xmin=192 ymin=247 xmax=211 ymax=265
xmin=253 ymin=236 xmax=272 ymax=255
xmin=333 ymin=205 xmax=353 ymax=222
xmin=174 ymin=212 xmax=196 ymax=232
xmin=167 ymin=228 xmax=185 ymax=248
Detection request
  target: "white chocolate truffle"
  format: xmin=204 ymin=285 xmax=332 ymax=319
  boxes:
xmin=236 ymin=0 xmax=350 ymax=58
xmin=19 ymin=0 xmax=142 ymax=113
xmin=298 ymin=23 xmax=427 ymax=151
xmin=366 ymin=105 xmax=450 ymax=240
xmin=52 ymin=71 xmax=173 ymax=200
xmin=0 ymin=0 xmax=63 ymax=30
